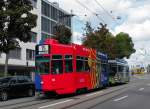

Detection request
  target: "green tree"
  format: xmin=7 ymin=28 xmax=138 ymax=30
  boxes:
xmin=83 ymin=23 xmax=135 ymax=59
xmin=0 ymin=0 xmax=37 ymax=77
xmin=115 ymin=32 xmax=136 ymax=59
xmin=53 ymin=24 xmax=72 ymax=44
xmin=83 ymin=23 xmax=117 ymax=59
xmin=83 ymin=22 xmax=97 ymax=49
xmin=84 ymin=22 xmax=94 ymax=35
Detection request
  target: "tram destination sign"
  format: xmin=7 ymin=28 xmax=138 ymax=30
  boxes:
xmin=36 ymin=45 xmax=50 ymax=55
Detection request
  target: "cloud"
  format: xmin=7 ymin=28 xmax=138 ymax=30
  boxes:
xmin=49 ymin=0 xmax=150 ymax=66
xmin=114 ymin=2 xmax=150 ymax=42
xmin=115 ymin=20 xmax=150 ymax=41
xmin=50 ymin=0 xmax=150 ymax=41
xmin=127 ymin=40 xmax=150 ymax=66
xmin=127 ymin=4 xmax=150 ymax=23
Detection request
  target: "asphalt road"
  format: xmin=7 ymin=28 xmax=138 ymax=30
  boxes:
xmin=0 ymin=74 xmax=150 ymax=109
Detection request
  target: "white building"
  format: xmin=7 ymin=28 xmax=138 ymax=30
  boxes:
xmin=0 ymin=0 xmax=72 ymax=76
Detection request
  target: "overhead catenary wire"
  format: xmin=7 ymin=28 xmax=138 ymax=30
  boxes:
xmin=94 ymin=0 xmax=115 ymax=20
xmin=74 ymin=12 xmax=89 ymax=23
xmin=75 ymin=0 xmax=106 ymax=24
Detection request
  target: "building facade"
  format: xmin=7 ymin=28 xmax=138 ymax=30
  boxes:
xmin=0 ymin=0 xmax=72 ymax=76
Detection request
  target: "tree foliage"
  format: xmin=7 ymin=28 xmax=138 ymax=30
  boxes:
xmin=115 ymin=32 xmax=136 ymax=59
xmin=53 ymin=24 xmax=72 ymax=44
xmin=83 ymin=22 xmax=135 ymax=59
xmin=0 ymin=0 xmax=37 ymax=76
xmin=0 ymin=0 xmax=37 ymax=53
xmin=84 ymin=22 xmax=94 ymax=35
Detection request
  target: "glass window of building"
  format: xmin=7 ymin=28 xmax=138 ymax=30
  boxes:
xmin=67 ymin=17 xmax=71 ymax=27
xmin=58 ymin=11 xmax=63 ymax=23
xmin=42 ymin=1 xmax=50 ymax=17
xmin=30 ymin=32 xmax=37 ymax=43
xmin=26 ymin=49 xmax=35 ymax=60
xmin=9 ymin=48 xmax=21 ymax=59
xmin=51 ymin=21 xmax=57 ymax=35
xmin=42 ymin=17 xmax=50 ymax=33
xmin=51 ymin=6 xmax=58 ymax=21
xmin=30 ymin=0 xmax=37 ymax=8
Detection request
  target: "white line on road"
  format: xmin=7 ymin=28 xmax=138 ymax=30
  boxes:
xmin=39 ymin=99 xmax=73 ymax=109
xmin=86 ymin=91 xmax=103 ymax=97
xmin=139 ymin=88 xmax=144 ymax=91
xmin=113 ymin=95 xmax=128 ymax=102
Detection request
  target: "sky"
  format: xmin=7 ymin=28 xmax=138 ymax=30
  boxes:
xmin=49 ymin=0 xmax=150 ymax=67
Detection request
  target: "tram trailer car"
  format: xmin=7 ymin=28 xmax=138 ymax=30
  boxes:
xmin=97 ymin=52 xmax=109 ymax=87
xmin=108 ymin=59 xmax=130 ymax=85
xmin=35 ymin=39 xmax=109 ymax=96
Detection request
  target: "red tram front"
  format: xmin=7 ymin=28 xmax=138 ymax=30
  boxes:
xmin=35 ymin=39 xmax=102 ymax=96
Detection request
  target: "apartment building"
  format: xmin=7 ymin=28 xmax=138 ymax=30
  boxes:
xmin=0 ymin=0 xmax=72 ymax=76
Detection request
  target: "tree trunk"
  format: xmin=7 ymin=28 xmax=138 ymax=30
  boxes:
xmin=4 ymin=53 xmax=9 ymax=77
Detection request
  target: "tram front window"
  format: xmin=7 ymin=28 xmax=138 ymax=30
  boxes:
xmin=35 ymin=58 xmax=50 ymax=74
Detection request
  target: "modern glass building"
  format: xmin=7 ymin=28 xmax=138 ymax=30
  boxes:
xmin=41 ymin=0 xmax=71 ymax=40
xmin=0 ymin=0 xmax=72 ymax=76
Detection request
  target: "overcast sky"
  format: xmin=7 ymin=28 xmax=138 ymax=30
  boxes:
xmin=49 ymin=0 xmax=150 ymax=67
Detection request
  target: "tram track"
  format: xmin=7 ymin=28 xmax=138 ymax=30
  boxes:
xmin=60 ymin=80 xmax=148 ymax=109
xmin=0 ymin=77 xmax=146 ymax=109
xmin=60 ymin=86 xmax=128 ymax=109
xmin=0 ymin=84 xmax=128 ymax=109
xmin=0 ymin=97 xmax=53 ymax=109
xmin=8 ymin=99 xmax=52 ymax=109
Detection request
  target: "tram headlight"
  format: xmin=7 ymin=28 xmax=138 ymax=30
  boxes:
xmin=40 ymin=81 xmax=44 ymax=84
xmin=51 ymin=78 xmax=56 ymax=82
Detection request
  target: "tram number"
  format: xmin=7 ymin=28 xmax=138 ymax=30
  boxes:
xmin=79 ymin=79 xmax=85 ymax=83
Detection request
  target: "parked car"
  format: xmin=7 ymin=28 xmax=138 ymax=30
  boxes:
xmin=0 ymin=76 xmax=35 ymax=101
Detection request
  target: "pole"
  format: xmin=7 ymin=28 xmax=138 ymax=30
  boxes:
xmin=71 ymin=10 xmax=73 ymax=43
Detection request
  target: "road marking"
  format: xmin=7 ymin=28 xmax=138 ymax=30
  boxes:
xmin=139 ymin=88 xmax=144 ymax=91
xmin=147 ymin=83 xmax=150 ymax=86
xmin=86 ymin=91 xmax=103 ymax=97
xmin=113 ymin=95 xmax=128 ymax=102
xmin=39 ymin=99 xmax=73 ymax=109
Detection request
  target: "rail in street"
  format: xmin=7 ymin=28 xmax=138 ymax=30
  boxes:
xmin=0 ymin=74 xmax=150 ymax=109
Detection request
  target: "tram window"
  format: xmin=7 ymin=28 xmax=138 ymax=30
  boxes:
xmin=85 ymin=61 xmax=90 ymax=72
xmin=36 ymin=61 xmax=49 ymax=74
xmin=76 ymin=56 xmax=84 ymax=72
xmin=52 ymin=55 xmax=62 ymax=59
xmin=85 ymin=57 xmax=88 ymax=60
xmin=65 ymin=55 xmax=73 ymax=73
xmin=65 ymin=55 xmax=72 ymax=59
xmin=101 ymin=64 xmax=107 ymax=72
xmin=51 ymin=55 xmax=63 ymax=74
xmin=118 ymin=66 xmax=124 ymax=72
xmin=126 ymin=67 xmax=129 ymax=72
xmin=51 ymin=60 xmax=63 ymax=74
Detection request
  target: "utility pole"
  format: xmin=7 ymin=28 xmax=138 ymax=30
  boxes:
xmin=70 ymin=10 xmax=74 ymax=43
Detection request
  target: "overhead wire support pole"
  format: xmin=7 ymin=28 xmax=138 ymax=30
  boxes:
xmin=75 ymin=0 xmax=106 ymax=24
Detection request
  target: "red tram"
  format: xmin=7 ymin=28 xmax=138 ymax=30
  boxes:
xmin=35 ymin=39 xmax=106 ymax=95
